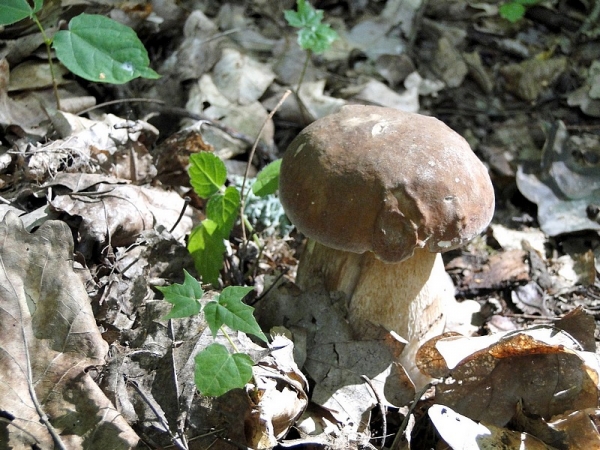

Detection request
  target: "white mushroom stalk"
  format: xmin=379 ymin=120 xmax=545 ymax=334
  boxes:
xmin=279 ymin=105 xmax=495 ymax=382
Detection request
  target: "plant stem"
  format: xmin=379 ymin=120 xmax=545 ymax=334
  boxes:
xmin=220 ymin=326 xmax=240 ymax=353
xmin=32 ymin=14 xmax=61 ymax=110
xmin=294 ymin=51 xmax=312 ymax=125
xmin=295 ymin=50 xmax=311 ymax=95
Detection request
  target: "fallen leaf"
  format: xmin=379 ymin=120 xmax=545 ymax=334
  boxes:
xmin=418 ymin=326 xmax=600 ymax=427
xmin=0 ymin=212 xmax=138 ymax=448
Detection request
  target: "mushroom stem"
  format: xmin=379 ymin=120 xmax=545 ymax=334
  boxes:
xmin=296 ymin=240 xmax=455 ymax=377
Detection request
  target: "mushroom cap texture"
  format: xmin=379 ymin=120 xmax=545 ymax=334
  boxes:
xmin=279 ymin=105 xmax=495 ymax=263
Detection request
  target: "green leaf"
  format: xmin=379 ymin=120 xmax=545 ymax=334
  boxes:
xmin=298 ymin=23 xmax=339 ymax=53
xmin=204 ymin=286 xmax=267 ymax=342
xmin=188 ymin=219 xmax=225 ymax=286
xmin=206 ymin=186 xmax=240 ymax=236
xmin=0 ymin=0 xmax=43 ymax=26
xmin=157 ymin=269 xmax=203 ymax=319
xmin=252 ymin=159 xmax=281 ymax=197
xmin=195 ymin=343 xmax=254 ymax=396
xmin=499 ymin=3 xmax=526 ymax=22
xmin=284 ymin=0 xmax=338 ymax=54
xmin=189 ymin=152 xmax=227 ymax=199
xmin=52 ymin=13 xmax=160 ymax=84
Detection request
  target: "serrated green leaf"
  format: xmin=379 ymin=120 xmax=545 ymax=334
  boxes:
xmin=499 ymin=3 xmax=526 ymax=22
xmin=298 ymin=23 xmax=339 ymax=53
xmin=0 ymin=0 xmax=43 ymax=26
xmin=283 ymin=9 xmax=304 ymax=28
xmin=52 ymin=13 xmax=160 ymax=84
xmin=252 ymin=159 xmax=282 ymax=197
xmin=206 ymin=186 xmax=240 ymax=236
xmin=285 ymin=0 xmax=321 ymax=28
xmin=188 ymin=219 xmax=225 ymax=286
xmin=189 ymin=152 xmax=227 ymax=198
xmin=157 ymin=269 xmax=203 ymax=319
xmin=195 ymin=343 xmax=253 ymax=396
xmin=204 ymin=286 xmax=267 ymax=342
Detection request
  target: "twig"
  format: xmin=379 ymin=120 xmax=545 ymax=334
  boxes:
xmin=169 ymin=196 xmax=190 ymax=234
xmin=239 ymin=89 xmax=291 ymax=244
xmin=22 ymin=330 xmax=68 ymax=449
xmin=390 ymin=383 xmax=432 ymax=450
xmin=125 ymin=375 xmax=189 ymax=450
xmin=361 ymin=375 xmax=387 ymax=448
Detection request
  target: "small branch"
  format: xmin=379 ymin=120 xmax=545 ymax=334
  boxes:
xmin=239 ymin=89 xmax=291 ymax=243
xmin=390 ymin=383 xmax=432 ymax=450
xmin=125 ymin=375 xmax=189 ymax=450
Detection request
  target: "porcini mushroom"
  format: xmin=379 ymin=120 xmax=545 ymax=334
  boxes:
xmin=279 ymin=105 xmax=494 ymax=380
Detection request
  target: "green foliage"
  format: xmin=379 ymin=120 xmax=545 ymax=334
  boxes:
xmin=0 ymin=1 xmax=159 ymax=87
xmin=187 ymin=153 xmax=241 ymax=285
xmin=206 ymin=186 xmax=240 ymax=235
xmin=499 ymin=0 xmax=540 ymax=23
xmin=189 ymin=152 xmax=228 ymax=198
xmin=194 ymin=343 xmax=254 ymax=397
xmin=284 ymin=0 xmax=339 ymax=54
xmin=157 ymin=269 xmax=203 ymax=319
xmin=188 ymin=219 xmax=227 ymax=286
xmin=204 ymin=286 xmax=267 ymax=341
xmin=187 ymin=152 xmax=282 ymax=285
xmin=53 ymin=14 xmax=160 ymax=84
xmin=252 ymin=159 xmax=282 ymax=197
xmin=0 ymin=0 xmax=42 ymax=25
xmin=160 ymin=275 xmax=266 ymax=396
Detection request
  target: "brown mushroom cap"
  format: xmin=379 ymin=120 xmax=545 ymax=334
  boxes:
xmin=279 ymin=105 xmax=495 ymax=263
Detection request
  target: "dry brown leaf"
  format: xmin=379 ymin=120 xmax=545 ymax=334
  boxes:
xmin=429 ymin=404 xmax=552 ymax=450
xmin=0 ymin=212 xmax=138 ymax=448
xmin=418 ymin=327 xmax=600 ymax=427
xmin=212 ymin=48 xmax=275 ymax=106
xmin=48 ymin=175 xmax=192 ymax=247
xmin=246 ymin=333 xmax=308 ymax=449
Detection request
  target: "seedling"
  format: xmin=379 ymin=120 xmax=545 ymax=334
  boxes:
xmin=158 ymin=270 xmax=267 ymax=396
xmin=499 ymin=0 xmax=541 ymax=23
xmin=187 ymin=152 xmax=281 ymax=285
xmin=284 ymin=0 xmax=338 ymax=93
xmin=0 ymin=1 xmax=159 ymax=108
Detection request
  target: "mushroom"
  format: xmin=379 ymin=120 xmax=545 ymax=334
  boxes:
xmin=279 ymin=105 xmax=495 ymax=380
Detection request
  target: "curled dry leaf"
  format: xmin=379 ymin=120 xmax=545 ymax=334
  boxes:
xmin=48 ymin=173 xmax=193 ymax=248
xmin=0 ymin=212 xmax=138 ymax=448
xmin=429 ymin=404 xmax=551 ymax=450
xmin=417 ymin=325 xmax=600 ymax=427
xmin=246 ymin=333 xmax=309 ymax=449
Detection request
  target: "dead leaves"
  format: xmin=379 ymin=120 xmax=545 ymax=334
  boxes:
xmin=0 ymin=212 xmax=138 ymax=448
xmin=417 ymin=315 xmax=600 ymax=449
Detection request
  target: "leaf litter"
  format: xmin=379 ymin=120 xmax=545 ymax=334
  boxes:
xmin=1 ymin=0 xmax=600 ymax=449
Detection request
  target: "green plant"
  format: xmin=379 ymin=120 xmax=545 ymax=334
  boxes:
xmin=284 ymin=0 xmax=338 ymax=92
xmin=187 ymin=153 xmax=281 ymax=285
xmin=499 ymin=0 xmax=541 ymax=23
xmin=0 ymin=1 xmax=159 ymax=108
xmin=158 ymin=270 xmax=267 ymax=396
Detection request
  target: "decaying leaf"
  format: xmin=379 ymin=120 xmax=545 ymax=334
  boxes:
xmin=417 ymin=325 xmax=600 ymax=427
xmin=48 ymin=173 xmax=193 ymax=248
xmin=246 ymin=333 xmax=309 ymax=449
xmin=255 ymin=281 xmax=415 ymax=437
xmin=500 ymin=57 xmax=567 ymax=102
xmin=429 ymin=404 xmax=551 ymax=450
xmin=517 ymin=121 xmax=600 ymax=236
xmin=0 ymin=212 xmax=138 ymax=448
xmin=212 ymin=48 xmax=275 ymax=106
